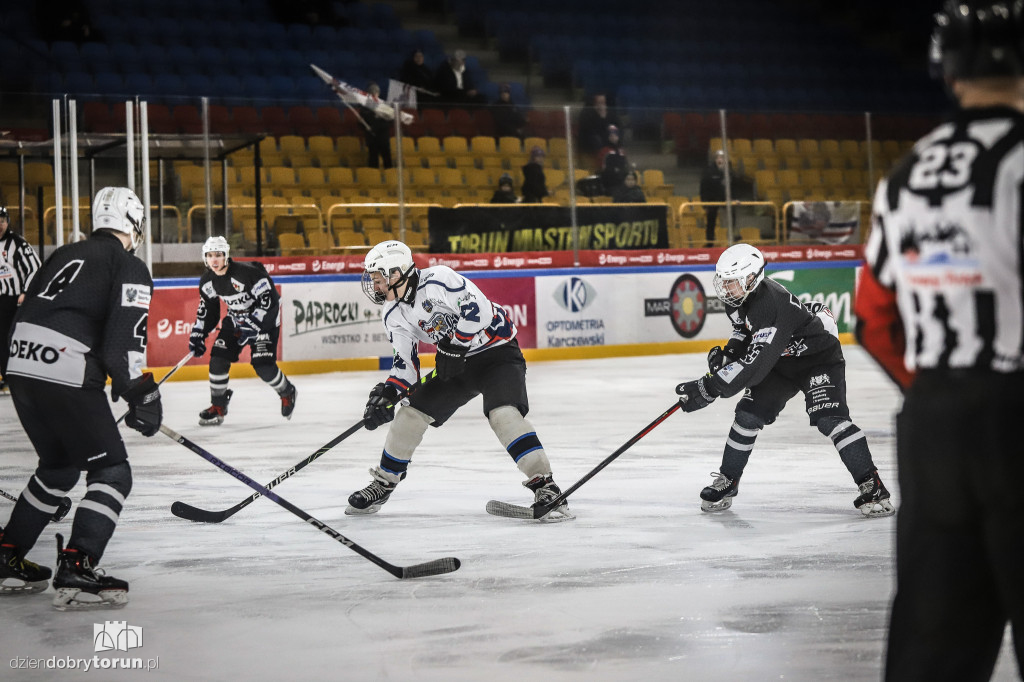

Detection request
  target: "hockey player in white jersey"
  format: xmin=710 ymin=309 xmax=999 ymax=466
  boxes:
xmin=346 ymin=240 xmax=570 ymax=520
xmin=675 ymin=244 xmax=894 ymax=517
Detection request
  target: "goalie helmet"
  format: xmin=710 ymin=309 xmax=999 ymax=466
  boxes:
xmin=930 ymin=0 xmax=1024 ymax=80
xmin=362 ymin=240 xmax=417 ymax=305
xmin=202 ymin=235 xmax=230 ymax=262
xmin=92 ymin=187 xmax=145 ymax=253
xmin=714 ymin=243 xmax=766 ymax=307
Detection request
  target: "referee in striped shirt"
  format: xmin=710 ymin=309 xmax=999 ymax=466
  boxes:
xmin=0 ymin=206 xmax=42 ymax=391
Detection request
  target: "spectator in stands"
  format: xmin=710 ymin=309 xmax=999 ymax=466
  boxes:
xmin=398 ymin=48 xmax=435 ymax=109
xmin=577 ymin=93 xmax=622 ymax=162
xmin=492 ymin=83 xmax=526 ymax=140
xmin=489 ymin=173 xmax=520 ymax=204
xmin=613 ymin=171 xmax=646 ymax=203
xmin=597 ymin=125 xmax=630 ymax=196
xmin=521 ymin=147 xmax=549 ymax=204
xmin=357 ymin=82 xmax=393 ymax=169
xmin=699 ymin=150 xmax=736 ymax=247
xmin=433 ymin=50 xmax=486 ymax=110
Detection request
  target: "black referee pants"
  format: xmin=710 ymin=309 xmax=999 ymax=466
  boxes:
xmin=0 ymin=294 xmax=18 ymax=378
xmin=885 ymin=370 xmax=1024 ymax=681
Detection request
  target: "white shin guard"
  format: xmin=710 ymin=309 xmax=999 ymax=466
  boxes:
xmin=488 ymin=405 xmax=552 ymax=478
xmin=378 ymin=407 xmax=433 ymax=483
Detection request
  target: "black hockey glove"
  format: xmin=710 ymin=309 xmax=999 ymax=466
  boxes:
xmin=189 ymin=328 xmax=207 ymax=357
xmin=676 ymin=374 xmax=720 ymax=413
xmin=435 ymin=338 xmax=469 ymax=381
xmin=121 ymin=372 xmax=163 ymax=437
xmin=707 ymin=345 xmax=740 ymax=373
xmin=363 ymin=382 xmax=402 ymax=431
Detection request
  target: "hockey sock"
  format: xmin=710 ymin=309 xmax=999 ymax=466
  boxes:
xmin=720 ymin=412 xmax=763 ymax=480
xmin=818 ymin=418 xmax=874 ymax=482
xmin=377 ymin=407 xmax=432 ymax=482
xmin=69 ymin=462 xmax=132 ymax=562
xmin=254 ymin=363 xmax=289 ymax=394
xmin=209 ymin=356 xmax=231 ymax=397
xmin=488 ymin=405 xmax=552 ymax=479
xmin=1 ymin=466 xmax=79 ymax=551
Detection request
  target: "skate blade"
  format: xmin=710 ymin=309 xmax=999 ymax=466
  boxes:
xmin=344 ymin=504 xmax=381 ymax=516
xmin=53 ymin=588 xmax=128 ymax=611
xmin=859 ymin=499 xmax=895 ymax=518
xmin=198 ymin=417 xmax=224 ymax=426
xmin=701 ymin=498 xmax=734 ymax=512
xmin=536 ymin=506 xmax=575 ymax=523
xmin=0 ymin=579 xmax=49 ymax=596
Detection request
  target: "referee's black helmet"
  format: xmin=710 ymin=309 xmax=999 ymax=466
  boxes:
xmin=930 ymin=0 xmax=1024 ymax=79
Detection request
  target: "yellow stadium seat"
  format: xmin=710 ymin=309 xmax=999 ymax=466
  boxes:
xmin=355 ymin=167 xmax=384 ymax=187
xmin=436 ymin=168 xmax=463 ymax=187
xmin=336 ymin=136 xmax=363 ymax=165
xmin=277 ymin=232 xmax=307 ymax=254
xmin=297 ymin=167 xmax=327 ymax=190
xmin=754 ymin=170 xmax=778 ymax=192
xmin=267 ymin=166 xmax=296 ymax=188
xmin=752 ymin=139 xmax=775 ymax=155
xmin=498 ymin=136 xmax=522 ymax=157
xmin=465 ymin=168 xmax=492 ymax=188
xmin=819 ymin=139 xmax=841 ymax=155
xmin=305 ymin=229 xmax=335 ymax=252
xmin=278 ymin=135 xmax=309 ymax=165
xmin=731 ymin=138 xmax=753 ymax=156
xmin=417 ymin=136 xmax=442 ymax=156
xmin=797 ymin=139 xmax=819 ymax=156
xmin=389 ymin=137 xmax=416 ymax=158
xmin=775 ymin=139 xmax=798 ymax=156
xmin=443 ymin=136 xmax=468 ymax=154
xmin=777 ymin=169 xmax=800 ymax=189
xmin=523 ymin=137 xmax=547 ymax=155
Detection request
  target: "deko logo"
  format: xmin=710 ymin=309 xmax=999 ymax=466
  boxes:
xmin=554 ymin=277 xmax=596 ymax=313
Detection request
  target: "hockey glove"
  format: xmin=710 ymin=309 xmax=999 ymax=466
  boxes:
xmin=435 ymin=338 xmax=469 ymax=381
xmin=189 ymin=328 xmax=207 ymax=357
xmin=707 ymin=345 xmax=740 ymax=373
xmin=363 ymin=382 xmax=402 ymax=431
xmin=121 ymin=372 xmax=163 ymax=437
xmin=676 ymin=374 xmax=720 ymax=413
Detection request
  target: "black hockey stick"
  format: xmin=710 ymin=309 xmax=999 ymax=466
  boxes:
xmin=159 ymin=424 xmax=460 ymax=579
xmin=170 ymin=369 xmax=437 ymax=523
xmin=486 ymin=402 xmax=682 ymax=520
xmin=0 ymin=487 xmax=72 ymax=522
xmin=116 ymin=351 xmax=194 ymax=425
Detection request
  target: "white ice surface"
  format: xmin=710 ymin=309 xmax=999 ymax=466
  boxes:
xmin=1 ymin=347 xmax=1018 ymax=681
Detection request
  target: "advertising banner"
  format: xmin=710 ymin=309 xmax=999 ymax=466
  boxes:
xmin=279 ymin=280 xmax=391 ymax=360
xmin=427 ymin=205 xmax=669 ymax=253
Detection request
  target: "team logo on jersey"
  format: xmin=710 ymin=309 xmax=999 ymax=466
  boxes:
xmin=231 ymin=277 xmax=245 ymax=292
xmin=554 ymin=277 xmax=597 ymax=313
xmin=201 ymin=281 xmax=216 ymax=298
xmin=751 ymin=327 xmax=777 ymax=345
xmin=809 ymin=373 xmax=831 ymax=388
xmin=421 ymin=299 xmax=433 ymax=313
xmin=121 ymin=283 xmax=152 ymax=309
xmin=252 ymin=278 xmax=271 ymax=297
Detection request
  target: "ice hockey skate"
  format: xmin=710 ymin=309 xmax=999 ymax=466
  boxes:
xmin=280 ymin=383 xmax=297 ymax=419
xmin=854 ymin=470 xmax=895 ymax=518
xmin=524 ymin=474 xmax=574 ymax=521
xmin=345 ymin=467 xmax=399 ymax=515
xmin=0 ymin=543 xmax=52 ymax=595
xmin=700 ymin=472 xmax=739 ymax=512
xmin=199 ymin=389 xmax=232 ymax=426
xmin=51 ymin=534 xmax=128 ymax=611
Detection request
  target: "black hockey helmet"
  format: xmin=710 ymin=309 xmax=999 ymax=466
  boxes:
xmin=0 ymin=206 xmax=8 ymax=220
xmin=930 ymin=0 xmax=1024 ymax=80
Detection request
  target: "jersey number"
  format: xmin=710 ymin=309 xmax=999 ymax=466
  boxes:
xmin=908 ymin=142 xmax=978 ymax=191
xmin=460 ymin=301 xmax=480 ymax=322
xmin=38 ymin=260 xmax=85 ymax=300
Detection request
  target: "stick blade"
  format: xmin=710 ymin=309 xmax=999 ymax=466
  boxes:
xmin=400 ymin=557 xmax=461 ymax=579
xmin=485 ymin=500 xmax=534 ymax=519
xmin=170 ymin=500 xmax=229 ymax=524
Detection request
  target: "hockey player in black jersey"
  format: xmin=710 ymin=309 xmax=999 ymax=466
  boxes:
xmin=188 ymin=236 xmax=296 ymax=425
xmin=857 ymin=3 xmax=1024 ymax=679
xmin=675 ymin=244 xmax=894 ymax=517
xmin=0 ymin=187 xmax=161 ymax=609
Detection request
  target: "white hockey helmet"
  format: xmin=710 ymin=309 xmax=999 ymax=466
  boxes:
xmin=362 ymin=240 xmax=416 ymax=304
xmin=202 ymin=235 xmax=230 ymax=267
xmin=92 ymin=186 xmax=145 ymax=252
xmin=714 ymin=243 xmax=766 ymax=306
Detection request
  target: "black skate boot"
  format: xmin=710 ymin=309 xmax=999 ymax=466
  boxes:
xmin=854 ymin=470 xmax=895 ymax=518
xmin=345 ymin=467 xmax=400 ymax=515
xmin=199 ymin=389 xmax=233 ymax=426
xmin=52 ymin=534 xmax=128 ymax=611
xmin=280 ymin=383 xmax=297 ymax=420
xmin=0 ymin=542 xmax=52 ymax=595
xmin=700 ymin=472 xmax=739 ymax=512
xmin=524 ymin=474 xmax=573 ymax=521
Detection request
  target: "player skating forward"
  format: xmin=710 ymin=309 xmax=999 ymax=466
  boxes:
xmin=188 ymin=237 xmax=296 ymax=425
xmin=0 ymin=187 xmax=161 ymax=609
xmin=676 ymin=244 xmax=894 ymax=517
xmin=347 ymin=240 xmax=570 ymax=519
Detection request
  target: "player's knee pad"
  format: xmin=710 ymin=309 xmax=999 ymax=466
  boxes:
xmin=85 ymin=461 xmax=133 ymax=498
xmin=816 ymin=416 xmax=852 ymax=438
xmin=734 ymin=410 xmax=766 ymax=431
xmin=34 ymin=465 xmax=80 ymax=493
xmin=78 ymin=462 xmax=132 ymax=528
xmin=382 ymin=407 xmax=432 ymax=461
xmin=208 ymin=355 xmax=231 ymax=376
xmin=252 ymin=361 xmax=280 ymax=383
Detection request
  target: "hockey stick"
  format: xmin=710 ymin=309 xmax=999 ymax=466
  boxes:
xmin=115 ymin=351 xmax=195 ymax=425
xmin=0 ymin=486 xmax=72 ymax=522
xmin=159 ymin=424 xmax=460 ymax=579
xmin=170 ymin=369 xmax=438 ymax=523
xmin=486 ymin=402 xmax=682 ymax=520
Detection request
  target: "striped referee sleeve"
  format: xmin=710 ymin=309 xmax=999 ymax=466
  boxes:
xmin=12 ymin=238 xmax=42 ymax=295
